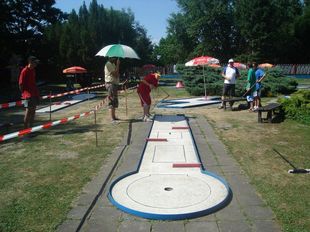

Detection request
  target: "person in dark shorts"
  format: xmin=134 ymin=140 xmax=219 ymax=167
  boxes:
xmin=218 ymin=59 xmax=240 ymax=109
xmin=104 ymin=57 xmax=120 ymax=123
xmin=18 ymin=56 xmax=40 ymax=129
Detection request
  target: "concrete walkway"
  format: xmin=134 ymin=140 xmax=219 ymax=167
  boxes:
xmin=57 ymin=115 xmax=282 ymax=232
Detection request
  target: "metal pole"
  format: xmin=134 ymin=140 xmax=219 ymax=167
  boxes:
xmin=125 ymin=83 xmax=128 ymax=116
xmin=49 ymin=91 xmax=52 ymax=121
xmin=87 ymin=88 xmax=90 ymax=109
xmin=94 ymin=110 xmax=98 ymax=147
xmin=203 ymin=66 xmax=207 ymax=99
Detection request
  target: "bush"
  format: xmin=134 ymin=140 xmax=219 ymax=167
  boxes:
xmin=176 ymin=65 xmax=298 ymax=97
xmin=279 ymin=90 xmax=310 ymax=125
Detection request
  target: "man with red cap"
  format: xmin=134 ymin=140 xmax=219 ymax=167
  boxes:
xmin=19 ymin=56 xmax=40 ymax=129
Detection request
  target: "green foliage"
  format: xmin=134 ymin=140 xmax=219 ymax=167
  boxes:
xmin=1 ymin=0 xmax=65 ymax=62
xmin=176 ymin=65 xmax=298 ymax=97
xmin=158 ymin=0 xmax=307 ymax=64
xmin=279 ymin=90 xmax=310 ymax=125
xmin=43 ymin=0 xmax=154 ymax=79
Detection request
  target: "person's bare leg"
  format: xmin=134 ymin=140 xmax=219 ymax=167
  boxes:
xmin=109 ymin=108 xmax=116 ymax=120
xmin=28 ymin=107 xmax=36 ymax=127
xmin=143 ymin=105 xmax=150 ymax=117
xmin=24 ymin=108 xmax=31 ymax=129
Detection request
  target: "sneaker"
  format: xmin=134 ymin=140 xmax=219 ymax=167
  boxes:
xmin=147 ymin=114 xmax=154 ymax=119
xmin=111 ymin=119 xmax=119 ymax=124
xmin=143 ymin=116 xmax=153 ymax=122
xmin=218 ymin=105 xmax=224 ymax=109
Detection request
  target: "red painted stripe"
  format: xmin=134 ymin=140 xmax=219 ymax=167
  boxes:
xmin=172 ymin=126 xmax=189 ymax=129
xmin=74 ymin=115 xmax=80 ymax=119
xmin=42 ymin=122 xmax=53 ymax=129
xmin=18 ymin=128 xmax=32 ymax=136
xmin=146 ymin=138 xmax=168 ymax=142
xmin=172 ymin=163 xmax=201 ymax=168
xmin=0 ymin=135 xmax=3 ymax=141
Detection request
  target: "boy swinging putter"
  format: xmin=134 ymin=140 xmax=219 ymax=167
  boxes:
xmin=137 ymin=68 xmax=160 ymax=122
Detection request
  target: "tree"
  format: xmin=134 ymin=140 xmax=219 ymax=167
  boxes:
xmin=43 ymin=0 xmax=154 ymax=78
xmin=294 ymin=4 xmax=310 ymax=62
xmin=234 ymin=0 xmax=302 ymax=63
xmin=3 ymin=0 xmax=65 ymax=58
xmin=156 ymin=0 xmax=238 ymax=64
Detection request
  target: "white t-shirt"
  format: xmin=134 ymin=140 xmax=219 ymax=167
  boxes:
xmin=104 ymin=61 xmax=119 ymax=84
xmin=223 ymin=66 xmax=238 ymax=84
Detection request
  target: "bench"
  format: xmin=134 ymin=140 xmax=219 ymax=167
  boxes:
xmin=222 ymin=97 xmax=248 ymax=110
xmin=257 ymin=103 xmax=282 ymax=123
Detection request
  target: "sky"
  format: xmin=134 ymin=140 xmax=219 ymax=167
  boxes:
xmin=54 ymin=0 xmax=179 ymax=44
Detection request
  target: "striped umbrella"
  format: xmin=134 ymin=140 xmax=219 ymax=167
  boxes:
xmin=259 ymin=63 xmax=273 ymax=68
xmin=63 ymin=66 xmax=87 ymax=74
xmin=95 ymin=44 xmax=140 ymax=59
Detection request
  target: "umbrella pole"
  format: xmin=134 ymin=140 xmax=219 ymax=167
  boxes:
xmin=203 ymin=66 xmax=207 ymax=99
xmin=125 ymin=83 xmax=128 ymax=117
xmin=94 ymin=110 xmax=98 ymax=147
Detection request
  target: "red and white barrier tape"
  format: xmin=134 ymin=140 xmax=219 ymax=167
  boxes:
xmin=0 ymin=111 xmax=94 ymax=142
xmin=0 ymin=100 xmax=27 ymax=110
xmin=41 ymin=84 xmax=106 ymax=99
xmin=0 ymin=97 xmax=107 ymax=142
xmin=0 ymin=84 xmax=106 ymax=110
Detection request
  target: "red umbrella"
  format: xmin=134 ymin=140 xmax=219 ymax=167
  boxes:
xmin=185 ymin=56 xmax=220 ymax=99
xmin=233 ymin=62 xmax=247 ymax=70
xmin=63 ymin=66 xmax=87 ymax=74
xmin=185 ymin=56 xmax=220 ymax=66
xmin=142 ymin=64 xmax=156 ymax=70
xmin=208 ymin=64 xmax=221 ymax=68
xmin=259 ymin=63 xmax=273 ymax=68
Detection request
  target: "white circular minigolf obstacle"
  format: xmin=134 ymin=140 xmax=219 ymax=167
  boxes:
xmin=108 ymin=115 xmax=231 ymax=220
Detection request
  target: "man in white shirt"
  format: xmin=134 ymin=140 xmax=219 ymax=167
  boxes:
xmin=218 ymin=59 xmax=240 ymax=109
xmin=105 ymin=57 xmax=120 ymax=122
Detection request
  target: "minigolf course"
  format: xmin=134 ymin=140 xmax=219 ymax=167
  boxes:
xmin=108 ymin=115 xmax=231 ymax=220
xmin=156 ymin=96 xmax=221 ymax=108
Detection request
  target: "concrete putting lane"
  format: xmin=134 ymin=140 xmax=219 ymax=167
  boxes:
xmin=108 ymin=115 xmax=231 ymax=220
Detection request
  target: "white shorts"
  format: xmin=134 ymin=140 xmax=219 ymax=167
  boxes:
xmin=253 ymin=89 xmax=261 ymax=97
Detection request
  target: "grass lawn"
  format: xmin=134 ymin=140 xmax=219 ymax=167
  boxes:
xmin=0 ymin=84 xmax=309 ymax=232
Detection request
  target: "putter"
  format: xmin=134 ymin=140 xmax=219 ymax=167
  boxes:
xmin=273 ymin=148 xmax=309 ymax=174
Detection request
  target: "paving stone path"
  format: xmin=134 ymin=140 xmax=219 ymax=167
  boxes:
xmin=57 ymin=115 xmax=281 ymax=232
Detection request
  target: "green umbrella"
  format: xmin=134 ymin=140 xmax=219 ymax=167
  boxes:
xmin=95 ymin=44 xmax=140 ymax=59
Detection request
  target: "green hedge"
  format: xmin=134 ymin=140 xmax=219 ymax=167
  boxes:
xmin=176 ymin=65 xmax=298 ymax=97
xmin=279 ymin=90 xmax=310 ymax=125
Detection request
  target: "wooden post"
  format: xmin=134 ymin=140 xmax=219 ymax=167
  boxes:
xmin=49 ymin=91 xmax=52 ymax=121
xmin=94 ymin=110 xmax=98 ymax=147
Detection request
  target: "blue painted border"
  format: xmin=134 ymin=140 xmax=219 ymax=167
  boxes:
xmin=108 ymin=114 xmax=232 ymax=220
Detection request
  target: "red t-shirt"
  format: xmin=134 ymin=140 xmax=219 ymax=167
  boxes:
xmin=18 ymin=66 xmax=39 ymax=99
xmin=137 ymin=73 xmax=158 ymax=94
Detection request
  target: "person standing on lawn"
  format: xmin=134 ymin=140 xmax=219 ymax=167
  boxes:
xmin=105 ymin=57 xmax=120 ymax=123
xmin=253 ymin=62 xmax=266 ymax=111
xmin=246 ymin=62 xmax=256 ymax=111
xmin=137 ymin=69 xmax=160 ymax=122
xmin=18 ymin=56 xmax=40 ymax=129
xmin=218 ymin=59 xmax=240 ymax=109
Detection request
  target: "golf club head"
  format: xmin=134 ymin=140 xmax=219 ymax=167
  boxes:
xmin=288 ymin=169 xmax=310 ymax=174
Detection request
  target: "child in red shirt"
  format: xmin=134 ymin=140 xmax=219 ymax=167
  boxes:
xmin=137 ymin=71 xmax=160 ymax=122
